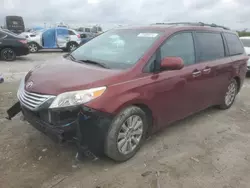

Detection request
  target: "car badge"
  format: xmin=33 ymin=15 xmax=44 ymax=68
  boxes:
xmin=26 ymin=81 xmax=33 ymax=89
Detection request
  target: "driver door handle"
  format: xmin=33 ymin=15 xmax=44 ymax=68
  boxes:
xmin=203 ymin=67 xmax=211 ymax=74
xmin=192 ymin=70 xmax=201 ymax=77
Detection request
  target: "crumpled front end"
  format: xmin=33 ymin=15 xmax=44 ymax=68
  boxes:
xmin=7 ymin=78 xmax=113 ymax=156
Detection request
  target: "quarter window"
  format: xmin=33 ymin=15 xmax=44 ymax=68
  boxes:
xmin=240 ymin=38 xmax=250 ymax=48
xmin=196 ymin=32 xmax=225 ymax=62
xmin=224 ymin=33 xmax=244 ymax=56
xmin=160 ymin=32 xmax=195 ymax=65
xmin=69 ymin=30 xmax=75 ymax=35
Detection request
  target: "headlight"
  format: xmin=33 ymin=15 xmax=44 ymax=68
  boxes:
xmin=49 ymin=86 xmax=106 ymax=109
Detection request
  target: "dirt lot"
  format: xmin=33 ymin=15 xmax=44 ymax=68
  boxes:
xmin=1 ymin=53 xmax=250 ymax=188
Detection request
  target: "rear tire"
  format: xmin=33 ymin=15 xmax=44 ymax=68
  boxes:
xmin=66 ymin=42 xmax=78 ymax=52
xmin=104 ymin=106 xmax=148 ymax=162
xmin=218 ymin=79 xmax=238 ymax=109
xmin=1 ymin=48 xmax=16 ymax=61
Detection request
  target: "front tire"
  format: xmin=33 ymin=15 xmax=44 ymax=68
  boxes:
xmin=1 ymin=48 xmax=16 ymax=61
xmin=104 ymin=106 xmax=148 ymax=162
xmin=219 ymin=79 xmax=238 ymax=109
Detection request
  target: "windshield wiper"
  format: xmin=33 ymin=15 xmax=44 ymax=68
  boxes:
xmin=79 ymin=59 xmax=110 ymax=69
xmin=68 ymin=54 xmax=76 ymax=61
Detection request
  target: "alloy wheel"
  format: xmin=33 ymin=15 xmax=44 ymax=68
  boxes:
xmin=2 ymin=48 xmax=15 ymax=61
xmin=117 ymin=115 xmax=143 ymax=155
xmin=225 ymin=81 xmax=237 ymax=106
xmin=69 ymin=43 xmax=77 ymax=51
xmin=28 ymin=43 xmax=38 ymax=52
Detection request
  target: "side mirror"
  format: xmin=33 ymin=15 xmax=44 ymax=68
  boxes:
xmin=160 ymin=57 xmax=184 ymax=70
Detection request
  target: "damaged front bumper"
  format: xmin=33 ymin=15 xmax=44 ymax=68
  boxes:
xmin=7 ymin=101 xmax=113 ymax=155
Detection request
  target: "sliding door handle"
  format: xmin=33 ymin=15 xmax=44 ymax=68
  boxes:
xmin=192 ymin=70 xmax=201 ymax=77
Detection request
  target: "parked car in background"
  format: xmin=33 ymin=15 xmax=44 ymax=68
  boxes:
xmin=22 ymin=27 xmax=81 ymax=53
xmin=7 ymin=22 xmax=248 ymax=162
xmin=0 ymin=29 xmax=29 ymax=61
xmin=76 ymin=25 xmax=103 ymax=37
xmin=240 ymin=36 xmax=250 ymax=73
xmin=79 ymin=32 xmax=94 ymax=45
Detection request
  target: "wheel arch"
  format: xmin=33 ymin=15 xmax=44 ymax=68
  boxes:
xmin=0 ymin=46 xmax=16 ymax=51
xmin=28 ymin=41 xmax=41 ymax=48
xmin=67 ymin=41 xmax=78 ymax=46
xmin=113 ymin=101 xmax=155 ymax=134
xmin=233 ymin=76 xmax=241 ymax=93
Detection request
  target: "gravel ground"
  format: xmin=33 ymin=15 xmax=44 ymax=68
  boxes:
xmin=1 ymin=52 xmax=250 ymax=188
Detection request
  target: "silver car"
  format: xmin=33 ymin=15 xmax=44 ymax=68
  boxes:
xmin=240 ymin=37 xmax=250 ymax=73
xmin=20 ymin=27 xmax=81 ymax=53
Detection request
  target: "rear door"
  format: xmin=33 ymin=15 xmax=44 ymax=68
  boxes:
xmin=56 ymin=28 xmax=69 ymax=48
xmin=194 ymin=31 xmax=231 ymax=107
xmin=42 ymin=28 xmax=57 ymax=48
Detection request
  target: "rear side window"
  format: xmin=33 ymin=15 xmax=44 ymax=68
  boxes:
xmin=0 ymin=31 xmax=6 ymax=38
xmin=224 ymin=33 xmax=244 ymax=56
xmin=160 ymin=32 xmax=195 ymax=65
xmin=196 ymin=32 xmax=225 ymax=62
xmin=85 ymin=28 xmax=91 ymax=32
xmin=69 ymin=30 xmax=76 ymax=35
xmin=240 ymin=38 xmax=250 ymax=48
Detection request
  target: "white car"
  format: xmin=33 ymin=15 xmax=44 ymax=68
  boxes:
xmin=240 ymin=36 xmax=250 ymax=73
xmin=20 ymin=27 xmax=81 ymax=53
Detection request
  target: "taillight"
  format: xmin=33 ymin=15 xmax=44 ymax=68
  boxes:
xmin=77 ymin=34 xmax=80 ymax=38
xmin=19 ymin=40 xmax=27 ymax=44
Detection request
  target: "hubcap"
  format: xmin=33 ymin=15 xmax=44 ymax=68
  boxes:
xmin=2 ymin=49 xmax=14 ymax=60
xmin=69 ymin=44 xmax=76 ymax=51
xmin=225 ymin=81 xmax=236 ymax=106
xmin=29 ymin=44 xmax=38 ymax=52
xmin=117 ymin=115 xmax=143 ymax=155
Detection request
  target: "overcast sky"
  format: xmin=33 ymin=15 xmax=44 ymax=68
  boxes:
xmin=1 ymin=0 xmax=249 ymax=30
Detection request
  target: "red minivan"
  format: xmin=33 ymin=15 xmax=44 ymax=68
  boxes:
xmin=7 ymin=23 xmax=248 ymax=162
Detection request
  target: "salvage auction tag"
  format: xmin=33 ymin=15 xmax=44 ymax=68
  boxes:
xmin=137 ymin=33 xmax=158 ymax=37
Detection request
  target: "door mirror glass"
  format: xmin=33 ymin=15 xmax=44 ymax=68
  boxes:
xmin=160 ymin=57 xmax=184 ymax=70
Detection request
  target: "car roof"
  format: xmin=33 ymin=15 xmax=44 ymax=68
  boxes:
xmin=240 ymin=36 xmax=250 ymax=39
xmin=115 ymin=23 xmax=236 ymax=34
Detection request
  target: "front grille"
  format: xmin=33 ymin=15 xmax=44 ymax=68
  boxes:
xmin=18 ymin=88 xmax=55 ymax=111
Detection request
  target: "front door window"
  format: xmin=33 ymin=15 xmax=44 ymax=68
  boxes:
xmin=160 ymin=32 xmax=195 ymax=66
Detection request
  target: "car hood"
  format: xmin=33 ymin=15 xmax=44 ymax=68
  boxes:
xmin=24 ymin=56 xmax=123 ymax=95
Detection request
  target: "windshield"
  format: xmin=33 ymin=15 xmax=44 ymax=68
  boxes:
xmin=70 ymin=29 xmax=163 ymax=69
xmin=240 ymin=38 xmax=250 ymax=47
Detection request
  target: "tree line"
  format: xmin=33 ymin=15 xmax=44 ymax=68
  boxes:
xmin=238 ymin=31 xmax=250 ymax=37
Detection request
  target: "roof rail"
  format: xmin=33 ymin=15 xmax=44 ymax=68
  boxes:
xmin=153 ymin=22 xmax=230 ymax=30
